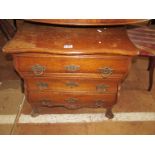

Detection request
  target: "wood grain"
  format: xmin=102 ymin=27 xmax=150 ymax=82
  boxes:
xmin=26 ymin=19 xmax=149 ymax=26
xmin=3 ymin=22 xmax=138 ymax=56
xmin=27 ymin=91 xmax=117 ymax=109
xmin=2 ymin=21 xmax=138 ymax=118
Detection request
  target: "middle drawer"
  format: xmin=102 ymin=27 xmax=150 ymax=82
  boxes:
xmin=25 ymin=77 xmax=118 ymax=93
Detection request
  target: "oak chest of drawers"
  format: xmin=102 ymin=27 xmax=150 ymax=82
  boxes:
xmin=3 ymin=22 xmax=138 ymax=119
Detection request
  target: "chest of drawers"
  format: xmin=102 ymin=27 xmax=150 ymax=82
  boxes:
xmin=3 ymin=22 xmax=138 ymax=119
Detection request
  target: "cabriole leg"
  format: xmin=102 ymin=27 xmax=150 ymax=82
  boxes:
xmin=31 ymin=105 xmax=39 ymax=117
xmin=105 ymin=107 xmax=114 ymax=119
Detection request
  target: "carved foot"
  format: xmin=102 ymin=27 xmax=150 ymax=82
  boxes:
xmin=31 ymin=107 xmax=39 ymax=117
xmin=105 ymin=108 xmax=114 ymax=119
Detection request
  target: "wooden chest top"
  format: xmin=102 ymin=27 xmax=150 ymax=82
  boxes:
xmin=26 ymin=19 xmax=148 ymax=26
xmin=3 ymin=22 xmax=138 ymax=56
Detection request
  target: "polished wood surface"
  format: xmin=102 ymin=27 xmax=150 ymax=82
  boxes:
xmin=14 ymin=54 xmax=131 ymax=75
xmin=3 ymin=22 xmax=138 ymax=56
xmin=3 ymin=21 xmax=138 ymax=119
xmin=27 ymin=19 xmax=149 ymax=26
xmin=25 ymin=77 xmax=118 ymax=93
xmin=27 ymin=91 xmax=117 ymax=109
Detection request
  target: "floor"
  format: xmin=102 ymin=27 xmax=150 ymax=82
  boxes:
xmin=0 ymin=26 xmax=155 ymax=135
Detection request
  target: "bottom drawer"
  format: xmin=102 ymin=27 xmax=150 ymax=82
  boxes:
xmin=27 ymin=91 xmax=117 ymax=109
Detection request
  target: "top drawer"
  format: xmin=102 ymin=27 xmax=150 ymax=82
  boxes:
xmin=14 ymin=54 xmax=131 ymax=77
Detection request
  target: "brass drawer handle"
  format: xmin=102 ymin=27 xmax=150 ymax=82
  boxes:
xmin=65 ymin=81 xmax=79 ymax=88
xmin=31 ymin=64 xmax=46 ymax=76
xmin=40 ymin=100 xmax=52 ymax=106
xmin=65 ymin=98 xmax=79 ymax=104
xmin=98 ymin=67 xmax=113 ymax=77
xmin=64 ymin=65 xmax=80 ymax=72
xmin=95 ymin=100 xmax=105 ymax=107
xmin=96 ymin=84 xmax=109 ymax=93
xmin=37 ymin=82 xmax=48 ymax=89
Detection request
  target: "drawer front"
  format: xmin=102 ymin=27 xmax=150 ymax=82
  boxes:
xmin=14 ymin=54 xmax=131 ymax=77
xmin=27 ymin=91 xmax=117 ymax=108
xmin=25 ymin=77 xmax=118 ymax=93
